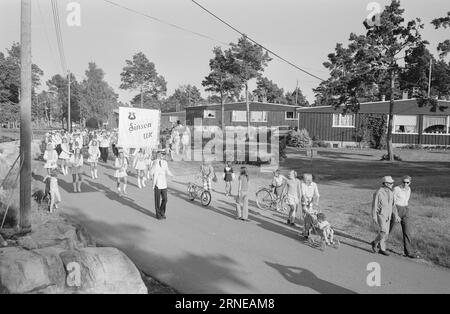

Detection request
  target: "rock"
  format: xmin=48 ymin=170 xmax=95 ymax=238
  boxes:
xmin=16 ymin=236 xmax=38 ymax=250
xmin=0 ymin=235 xmax=7 ymax=247
xmin=0 ymin=247 xmax=52 ymax=294
xmin=59 ymin=247 xmax=147 ymax=294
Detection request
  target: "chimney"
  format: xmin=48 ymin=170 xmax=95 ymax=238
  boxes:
xmin=402 ymin=90 xmax=409 ymax=100
xmin=381 ymin=95 xmax=386 ymax=101
xmin=262 ymin=95 xmax=267 ymax=103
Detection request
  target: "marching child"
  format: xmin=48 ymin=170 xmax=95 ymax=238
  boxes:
xmin=88 ymin=139 xmax=101 ymax=179
xmin=223 ymin=161 xmax=235 ymax=196
xmin=43 ymin=170 xmax=61 ymax=213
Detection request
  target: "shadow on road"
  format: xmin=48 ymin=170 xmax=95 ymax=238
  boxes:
xmin=61 ymin=206 xmax=251 ymax=293
xmin=84 ymin=179 xmax=156 ymax=219
xmin=265 ymin=261 xmax=357 ymax=294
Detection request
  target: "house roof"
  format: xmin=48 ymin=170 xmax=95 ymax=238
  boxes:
xmin=186 ymin=101 xmax=301 ymax=111
xmin=296 ymin=99 xmax=450 ymax=115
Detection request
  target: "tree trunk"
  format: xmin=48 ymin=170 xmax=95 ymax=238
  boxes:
xmin=140 ymin=86 xmax=144 ymax=108
xmin=220 ymin=90 xmax=225 ymax=131
xmin=246 ymin=83 xmax=250 ymax=140
xmin=386 ymin=70 xmax=395 ymax=161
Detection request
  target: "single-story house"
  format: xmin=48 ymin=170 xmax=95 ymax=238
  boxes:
xmin=297 ymin=99 xmax=450 ymax=147
xmin=160 ymin=111 xmax=186 ymax=130
xmin=185 ymin=102 xmax=300 ymax=131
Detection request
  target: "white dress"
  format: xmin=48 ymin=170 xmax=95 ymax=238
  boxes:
xmin=87 ymin=145 xmax=100 ymax=163
xmin=43 ymin=150 xmax=58 ymax=169
xmin=134 ymin=152 xmax=147 ymax=171
xmin=59 ymin=143 xmax=70 ymax=160
xmin=114 ymin=158 xmax=128 ymax=178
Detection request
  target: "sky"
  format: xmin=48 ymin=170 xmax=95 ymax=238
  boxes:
xmin=0 ymin=0 xmax=449 ymax=104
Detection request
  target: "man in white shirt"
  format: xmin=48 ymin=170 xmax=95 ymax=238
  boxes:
xmin=99 ymin=132 xmax=110 ymax=163
xmin=391 ymin=175 xmax=420 ymax=259
xmin=151 ymin=152 xmax=173 ymax=220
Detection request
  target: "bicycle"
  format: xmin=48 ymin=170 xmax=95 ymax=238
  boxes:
xmin=187 ymin=175 xmax=212 ymax=207
xmin=255 ymin=184 xmax=289 ymax=215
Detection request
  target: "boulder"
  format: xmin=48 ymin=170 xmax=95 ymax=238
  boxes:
xmin=0 ymin=246 xmax=147 ymax=294
xmin=0 ymin=247 xmax=52 ymax=294
xmin=59 ymin=247 xmax=147 ymax=294
xmin=0 ymin=234 xmax=6 ymax=247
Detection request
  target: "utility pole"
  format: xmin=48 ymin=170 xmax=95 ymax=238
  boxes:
xmin=19 ymin=0 xmax=32 ymax=232
xmin=67 ymin=70 xmax=71 ymax=132
xmin=427 ymin=58 xmax=432 ymax=98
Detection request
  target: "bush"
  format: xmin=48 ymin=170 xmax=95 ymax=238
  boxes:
xmin=287 ymin=129 xmax=312 ymax=148
xmin=356 ymin=114 xmax=387 ymax=149
xmin=380 ymin=153 xmax=403 ymax=161
xmin=312 ymin=140 xmax=330 ymax=148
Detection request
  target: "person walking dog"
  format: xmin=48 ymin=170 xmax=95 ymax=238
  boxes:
xmin=371 ymin=176 xmax=401 ymax=256
xmin=391 ymin=175 xmax=421 ymax=259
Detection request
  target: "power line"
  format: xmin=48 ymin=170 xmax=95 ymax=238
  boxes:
xmin=50 ymin=0 xmax=67 ymax=73
xmin=101 ymin=0 xmax=228 ymax=46
xmin=191 ymin=0 xmax=325 ymax=82
xmin=36 ymin=0 xmax=60 ymax=73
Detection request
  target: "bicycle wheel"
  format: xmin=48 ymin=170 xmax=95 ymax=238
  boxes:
xmin=200 ymin=191 xmax=211 ymax=206
xmin=256 ymin=189 xmax=274 ymax=211
xmin=278 ymin=196 xmax=290 ymax=215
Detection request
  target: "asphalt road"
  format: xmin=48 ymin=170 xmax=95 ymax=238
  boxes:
xmin=42 ymin=160 xmax=450 ymax=294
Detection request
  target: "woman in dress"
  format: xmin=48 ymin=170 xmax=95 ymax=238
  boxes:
xmin=236 ymin=167 xmax=250 ymax=221
xmin=87 ymin=139 xmax=100 ymax=179
xmin=59 ymin=137 xmax=71 ymax=175
xmin=43 ymin=143 xmax=58 ymax=175
xmin=69 ymin=148 xmax=84 ymax=193
xmin=114 ymin=150 xmax=128 ymax=195
xmin=181 ymin=128 xmax=191 ymax=160
xmin=145 ymin=148 xmax=153 ymax=181
xmin=133 ymin=148 xmax=147 ymax=188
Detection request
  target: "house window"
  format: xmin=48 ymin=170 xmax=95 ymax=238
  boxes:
xmin=332 ymin=113 xmax=355 ymax=127
xmin=250 ymin=111 xmax=267 ymax=122
xmin=232 ymin=111 xmax=247 ymax=122
xmin=169 ymin=116 xmax=178 ymax=123
xmin=423 ymin=115 xmax=448 ymax=134
xmin=285 ymin=112 xmax=297 ymax=120
xmin=203 ymin=110 xmax=216 ymax=119
xmin=393 ymin=115 xmax=418 ymax=134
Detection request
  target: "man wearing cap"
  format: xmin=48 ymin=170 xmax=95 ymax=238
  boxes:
xmin=391 ymin=175 xmax=420 ymax=259
xmin=371 ymin=176 xmax=401 ymax=256
xmin=151 ymin=152 xmax=173 ymax=220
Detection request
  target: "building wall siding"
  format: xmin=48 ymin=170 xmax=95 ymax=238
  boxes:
xmin=299 ymin=112 xmax=450 ymax=145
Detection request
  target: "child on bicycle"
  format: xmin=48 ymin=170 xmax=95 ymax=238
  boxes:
xmin=316 ymin=213 xmax=335 ymax=246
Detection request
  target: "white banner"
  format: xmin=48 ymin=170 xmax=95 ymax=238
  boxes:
xmin=117 ymin=107 xmax=160 ymax=149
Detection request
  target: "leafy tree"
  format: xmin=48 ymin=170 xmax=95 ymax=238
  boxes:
xmin=229 ymin=35 xmax=272 ymax=135
xmin=202 ymin=47 xmax=242 ymax=130
xmin=431 ymin=12 xmax=450 ymax=58
xmin=253 ymin=77 xmax=285 ymax=103
xmin=0 ymin=43 xmax=43 ymax=125
xmin=120 ymin=52 xmax=167 ymax=108
xmin=285 ymin=87 xmax=309 ymax=106
xmin=80 ymin=62 xmax=119 ymax=127
xmin=314 ymin=1 xmax=427 ymax=161
xmin=47 ymin=73 xmax=81 ymax=128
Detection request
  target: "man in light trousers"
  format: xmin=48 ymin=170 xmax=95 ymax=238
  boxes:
xmin=371 ymin=176 xmax=401 ymax=256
